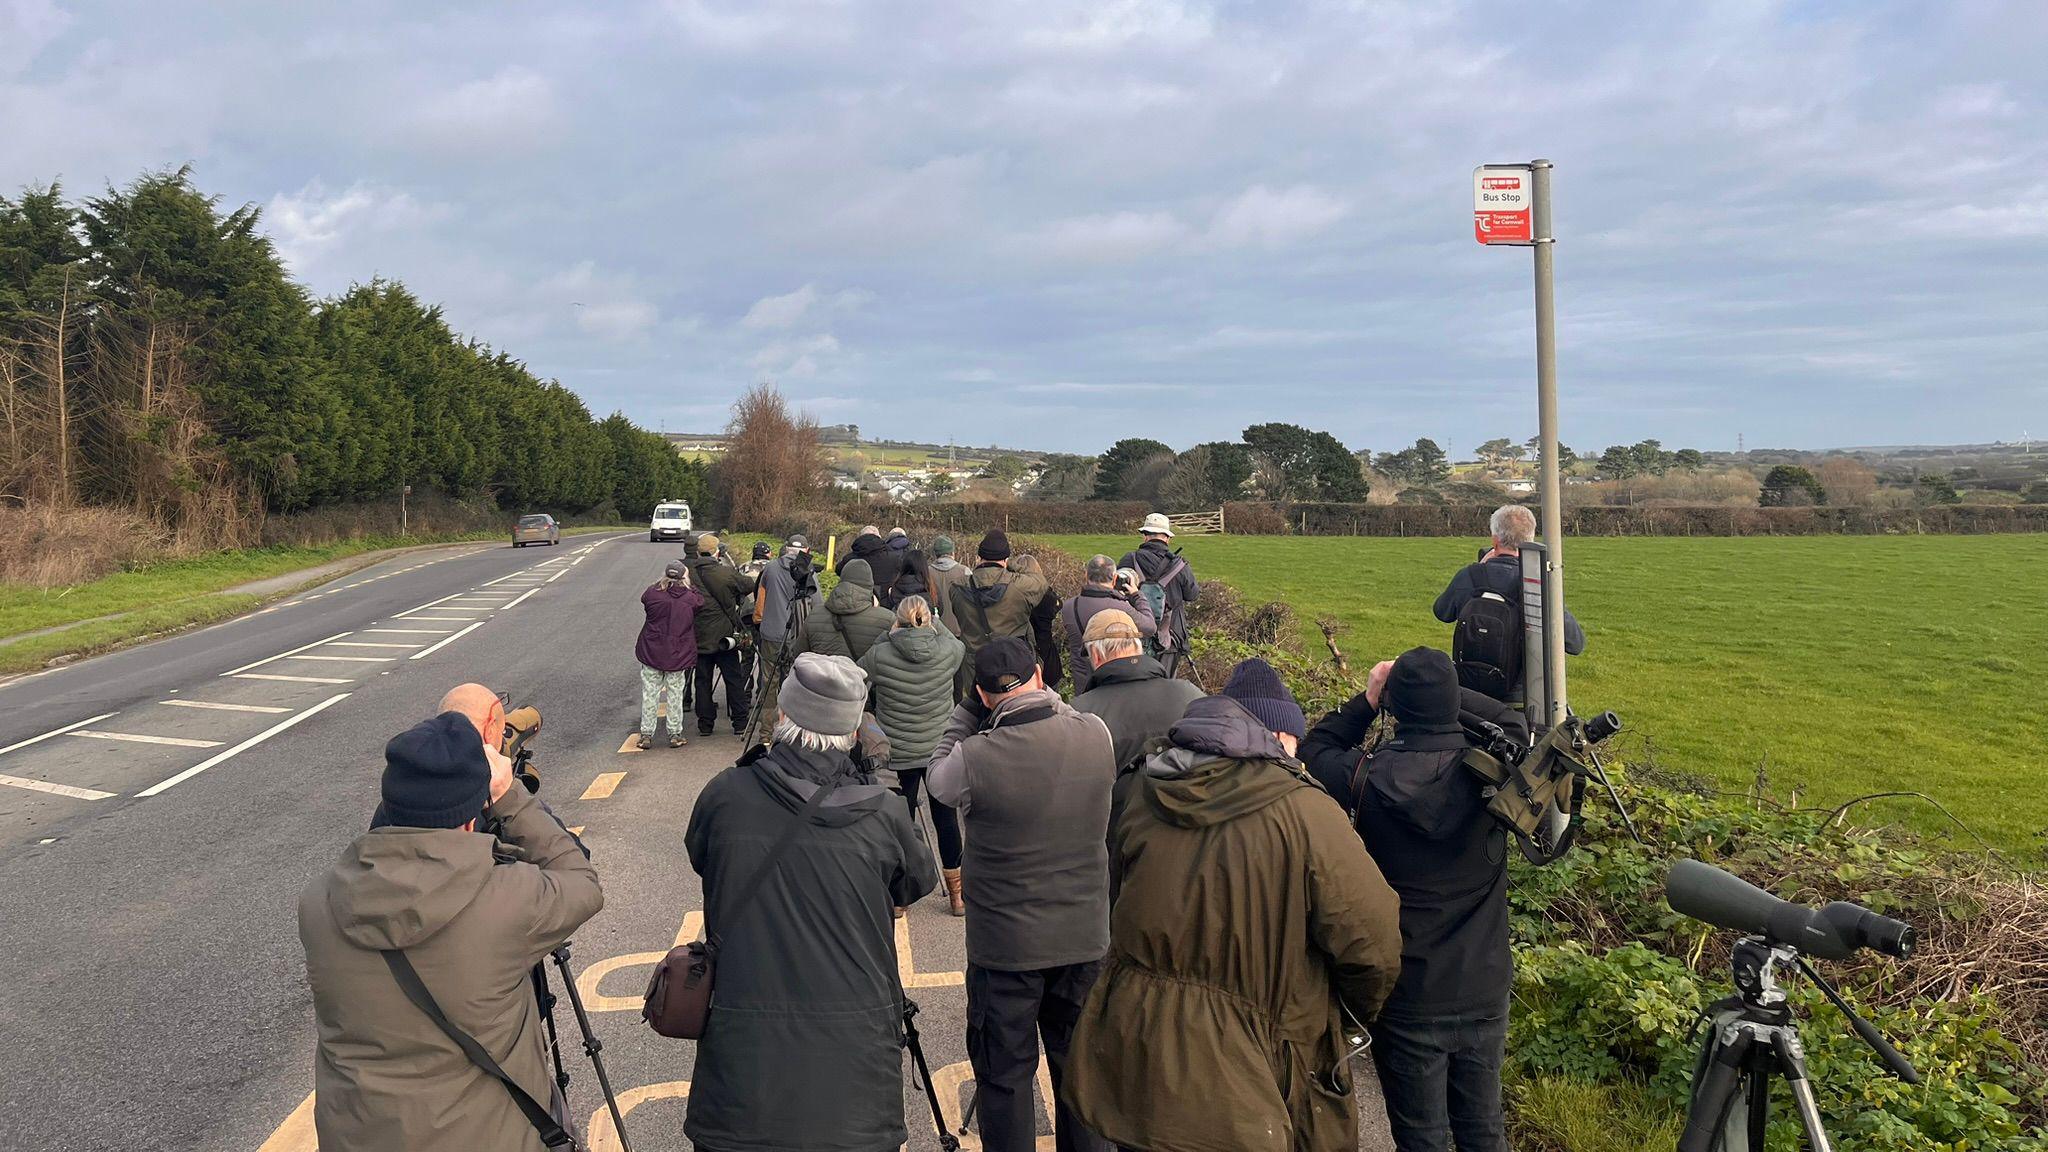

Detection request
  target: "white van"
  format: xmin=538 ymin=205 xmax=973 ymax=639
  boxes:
xmin=649 ymin=502 xmax=693 ymax=543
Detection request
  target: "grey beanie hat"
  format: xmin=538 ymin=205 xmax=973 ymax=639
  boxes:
xmin=777 ymin=653 xmax=868 ymax=737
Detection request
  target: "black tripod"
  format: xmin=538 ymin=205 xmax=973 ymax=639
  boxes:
xmin=1678 ymin=939 xmax=1917 ymax=1152
xmin=900 ymin=996 xmax=963 ymax=1152
xmin=535 ymin=942 xmax=633 ymax=1152
xmin=743 ymin=595 xmax=810 ymax=747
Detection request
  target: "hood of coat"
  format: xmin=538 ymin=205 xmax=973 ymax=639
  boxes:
xmin=746 ymin=743 xmax=896 ymax=826
xmin=826 ymin=570 xmax=878 ymax=616
xmin=1085 ymin=654 xmax=1171 ymax=687
xmin=1364 ymin=733 xmax=1477 ymax=840
xmin=880 ymin=623 xmax=947 ymax=664
xmin=928 ymin=556 xmax=961 ymax=574
xmin=1139 ymin=697 xmax=1305 ymax=828
xmin=326 ymin=828 xmax=497 ymax=950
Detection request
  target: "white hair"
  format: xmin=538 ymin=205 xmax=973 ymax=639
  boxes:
xmin=773 ymin=715 xmax=859 ymax=754
xmin=1086 ymin=636 xmax=1143 ymax=666
xmin=1490 ymin=504 xmax=1537 ymax=548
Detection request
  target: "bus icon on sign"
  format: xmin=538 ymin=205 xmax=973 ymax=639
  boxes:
xmin=1474 ymin=166 xmax=1533 ymax=245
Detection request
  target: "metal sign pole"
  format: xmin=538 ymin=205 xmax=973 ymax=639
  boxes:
xmin=1529 ymin=159 xmax=1567 ymax=728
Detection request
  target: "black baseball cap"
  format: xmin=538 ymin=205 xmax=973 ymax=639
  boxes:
xmin=973 ymin=637 xmax=1039 ymax=695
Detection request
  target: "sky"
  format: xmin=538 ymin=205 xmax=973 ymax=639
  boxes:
xmin=4 ymin=0 xmax=2045 ymax=457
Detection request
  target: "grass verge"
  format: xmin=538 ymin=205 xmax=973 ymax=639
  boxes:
xmin=1045 ymin=533 xmax=2048 ymax=860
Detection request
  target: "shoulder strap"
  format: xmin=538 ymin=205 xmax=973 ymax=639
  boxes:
xmin=707 ymin=770 xmax=841 ymax=953
xmin=382 ymin=950 xmax=575 ymax=1150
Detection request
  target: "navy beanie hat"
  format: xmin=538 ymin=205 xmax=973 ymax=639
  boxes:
xmin=379 ymin=712 xmax=492 ymax=829
xmin=1386 ymin=646 xmax=1462 ymax=730
xmin=978 ymin=530 xmax=1012 ymax=562
xmin=1221 ymin=658 xmax=1307 ymax=739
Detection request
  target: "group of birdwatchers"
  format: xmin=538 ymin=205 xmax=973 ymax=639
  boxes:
xmin=297 ymin=504 xmax=1584 ymax=1152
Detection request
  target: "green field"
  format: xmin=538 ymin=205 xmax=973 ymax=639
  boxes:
xmin=1047 ymin=533 xmax=2048 ymax=860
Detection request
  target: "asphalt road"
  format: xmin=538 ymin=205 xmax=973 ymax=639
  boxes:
xmin=0 ymin=536 xmax=1393 ymax=1152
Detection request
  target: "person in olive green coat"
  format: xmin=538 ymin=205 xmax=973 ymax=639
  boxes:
xmin=1066 ymin=660 xmax=1404 ymax=1152
xmin=859 ymin=595 xmax=968 ymax=913
xmin=803 ymin=558 xmax=894 ymax=662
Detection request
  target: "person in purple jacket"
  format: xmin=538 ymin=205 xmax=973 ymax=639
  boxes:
xmin=637 ymin=562 xmax=704 ymax=748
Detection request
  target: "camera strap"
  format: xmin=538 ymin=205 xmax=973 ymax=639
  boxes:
xmin=706 ymin=767 xmax=841 ymax=955
xmin=381 ymin=949 xmax=578 ymax=1150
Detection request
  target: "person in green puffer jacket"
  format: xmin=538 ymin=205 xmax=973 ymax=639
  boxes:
xmin=859 ymin=595 xmax=968 ymax=915
xmin=803 ymin=558 xmax=894 ymax=662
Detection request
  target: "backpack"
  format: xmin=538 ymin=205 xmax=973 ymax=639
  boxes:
xmin=1452 ymin=587 xmax=1522 ymax=701
xmin=1139 ymin=557 xmax=1188 ymax=657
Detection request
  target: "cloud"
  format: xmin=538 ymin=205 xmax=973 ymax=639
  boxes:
xmin=1024 ymin=210 xmax=1190 ymax=264
xmin=409 ymin=68 xmax=562 ymax=151
xmin=265 ymin=181 xmax=443 ymax=276
xmin=0 ymin=0 xmax=69 ymax=77
xmin=741 ymin=283 xmax=872 ymax=329
xmin=1207 ymin=184 xmax=1350 ymax=249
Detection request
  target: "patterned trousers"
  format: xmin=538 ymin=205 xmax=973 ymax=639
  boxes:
xmin=639 ymin=665 xmax=690 ymax=736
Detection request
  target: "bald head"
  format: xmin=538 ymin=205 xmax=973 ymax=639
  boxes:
xmin=439 ymin=683 xmax=503 ymax=744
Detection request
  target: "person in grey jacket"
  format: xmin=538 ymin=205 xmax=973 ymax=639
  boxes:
xmin=929 ymin=638 xmax=1116 ymax=1152
xmin=756 ymin=536 xmax=823 ymax=735
xmin=804 ymin=558 xmax=894 ymax=662
xmin=1059 ymin=555 xmax=1157 ymax=691
xmin=859 ymin=595 xmax=967 ymax=915
xmin=924 ymin=536 xmax=972 ymax=641
xmin=1072 ymin=610 xmax=1202 ymax=775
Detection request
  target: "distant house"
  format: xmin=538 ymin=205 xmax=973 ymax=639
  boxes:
xmin=1504 ymin=478 xmax=1536 ymax=494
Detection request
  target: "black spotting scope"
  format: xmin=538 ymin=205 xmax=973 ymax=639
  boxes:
xmin=1665 ymin=859 xmax=1914 ymax=962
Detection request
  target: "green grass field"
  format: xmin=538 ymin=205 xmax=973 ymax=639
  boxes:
xmin=1047 ymin=533 xmax=2048 ymax=860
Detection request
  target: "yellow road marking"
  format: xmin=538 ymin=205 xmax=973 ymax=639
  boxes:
xmin=898 ymin=914 xmax=967 ymax=988
xmin=616 ymin=734 xmax=646 ymax=754
xmin=568 ymin=825 xmax=584 ymax=836
xmin=580 ymin=772 xmax=627 ymax=800
xmin=589 ymin=1081 xmax=691 ymax=1152
xmin=574 ymin=911 xmax=704 ymax=1012
xmin=255 ymin=1091 xmax=315 ymax=1152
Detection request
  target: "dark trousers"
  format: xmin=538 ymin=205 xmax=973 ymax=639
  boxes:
xmin=966 ymin=961 xmax=1111 ymax=1152
xmin=1369 ymin=1008 xmax=1509 ymax=1152
xmin=693 ymin=646 xmax=750 ymax=733
xmin=894 ymin=767 xmax=962 ymax=869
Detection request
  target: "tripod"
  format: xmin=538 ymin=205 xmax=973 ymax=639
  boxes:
xmin=535 ymin=942 xmax=633 ymax=1152
xmin=743 ymin=595 xmax=810 ymax=747
xmin=1678 ymin=939 xmax=1916 ymax=1152
xmin=900 ymin=996 xmax=963 ymax=1152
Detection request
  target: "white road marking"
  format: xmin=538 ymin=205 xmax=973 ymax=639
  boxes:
xmin=138 ymin=693 xmax=351 ymax=796
xmin=324 ymin=641 xmax=420 ymax=649
xmin=283 ymin=654 xmax=395 ymax=662
xmin=362 ymin=627 xmax=452 ymax=634
xmin=396 ymin=591 xmax=480 ymax=616
xmin=161 ymin=700 xmax=291 ymax=714
xmin=69 ymin=731 xmax=225 ymax=748
xmin=408 ymin=621 xmax=485 ymax=660
xmin=546 ymin=570 xmax=568 ymax=583
xmin=219 ymin=632 xmax=353 ymax=677
xmin=0 ymin=774 xmax=114 ymax=801
xmin=0 ymin=712 xmax=119 ymax=758
xmin=234 ymin=673 xmax=353 ymax=684
xmin=500 ymin=588 xmax=540 ymax=610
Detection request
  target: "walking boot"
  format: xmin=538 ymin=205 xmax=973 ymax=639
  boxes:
xmin=942 ymin=868 xmax=965 ymax=917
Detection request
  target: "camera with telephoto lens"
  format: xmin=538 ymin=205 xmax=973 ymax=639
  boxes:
xmin=498 ymin=703 xmax=543 ymax=794
xmin=787 ymin=552 xmax=822 ymax=599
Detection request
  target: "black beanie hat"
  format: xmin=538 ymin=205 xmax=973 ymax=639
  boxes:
xmin=379 ymin=712 xmax=492 ymax=829
xmin=978 ymin=530 xmax=1012 ymax=562
xmin=1386 ymin=646 xmax=1461 ymax=730
xmin=1221 ymin=658 xmax=1307 ymax=738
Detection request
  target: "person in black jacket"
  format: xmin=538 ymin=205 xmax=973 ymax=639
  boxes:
xmin=1432 ymin=505 xmax=1585 ymax=700
xmin=1299 ymin=646 xmax=1527 ymax=1152
xmin=685 ymin=534 xmax=757 ymax=738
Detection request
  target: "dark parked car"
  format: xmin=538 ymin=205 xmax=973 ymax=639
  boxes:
xmin=513 ymin=514 xmax=560 ymax=547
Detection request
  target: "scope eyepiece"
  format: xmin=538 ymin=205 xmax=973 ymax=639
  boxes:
xmin=1582 ymin=711 xmax=1622 ymax=744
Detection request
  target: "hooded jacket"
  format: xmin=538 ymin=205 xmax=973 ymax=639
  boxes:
xmin=923 ymin=555 xmax=971 ymax=637
xmin=802 ymin=559 xmax=894 ymax=661
xmin=882 ymin=547 xmax=929 ymax=611
xmin=1072 ymin=654 xmax=1202 ymax=772
xmin=1059 ymin=587 xmax=1158 ymax=691
xmin=685 ymin=554 xmax=755 ymax=654
xmin=298 ymin=786 xmax=604 ymax=1152
xmin=858 ymin=623 xmax=966 ymax=775
xmin=683 ymin=743 xmax=937 ymax=1152
xmin=1065 ymin=696 xmax=1403 ymax=1152
xmin=637 ymin=579 xmax=705 ymax=671
xmin=1302 ymin=688 xmax=1529 ymax=1019
xmin=948 ymin=561 xmax=1052 ymax=659
xmin=758 ymin=548 xmax=821 ymax=647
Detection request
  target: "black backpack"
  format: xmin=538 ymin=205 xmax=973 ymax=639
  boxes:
xmin=1452 ymin=584 xmax=1522 ymax=701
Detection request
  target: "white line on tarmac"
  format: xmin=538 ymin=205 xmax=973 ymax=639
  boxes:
xmin=0 ymin=773 xmax=114 ymax=800
xmin=323 ymin=641 xmax=420 ymax=649
xmin=395 ymin=591 xmax=479 ymax=616
xmin=161 ymin=700 xmax=291 ymax=714
xmin=546 ymin=569 xmax=568 ymax=583
xmin=234 ymin=673 xmax=353 ymax=684
xmin=500 ymin=588 xmax=540 ymax=610
xmin=219 ymin=632 xmax=353 ymax=677
xmin=0 ymin=712 xmax=119 ymax=758
xmin=408 ymin=621 xmax=485 ymax=660
xmin=283 ymin=654 xmax=395 ymax=662
xmin=138 ymin=693 xmax=351 ymax=797
xmin=361 ymin=628 xmax=451 ymax=634
xmin=70 ymin=731 xmax=225 ymax=748
xmin=396 ymin=614 xmax=477 ymax=622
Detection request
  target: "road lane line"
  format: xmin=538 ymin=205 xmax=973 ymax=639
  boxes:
xmin=0 ymin=712 xmax=119 ymax=757
xmin=480 ymin=570 xmax=529 ymax=587
xmin=69 ymin=731 xmax=225 ymax=748
xmin=407 ymin=621 xmax=485 ymax=660
xmin=580 ymin=772 xmax=627 ymax=800
xmin=362 ymin=627 xmax=451 ymax=634
xmin=396 ymin=591 xmax=482 ymax=615
xmin=255 ymin=1091 xmax=316 ymax=1152
xmin=284 ymin=654 xmax=395 ymax=662
xmin=546 ymin=569 xmax=568 ymax=583
xmin=500 ymin=587 xmax=540 ymax=610
xmin=324 ymin=641 xmax=421 ymax=649
xmin=0 ymin=773 xmax=115 ymax=800
xmin=234 ymin=672 xmax=353 ymax=684
xmin=138 ymin=693 xmax=351 ymax=796
xmin=161 ymin=700 xmax=291 ymax=714
xmin=219 ymin=632 xmax=353 ymax=676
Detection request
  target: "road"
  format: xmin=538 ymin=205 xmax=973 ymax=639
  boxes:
xmin=0 ymin=535 xmax=1392 ymax=1152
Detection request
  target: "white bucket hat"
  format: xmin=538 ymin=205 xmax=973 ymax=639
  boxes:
xmin=1140 ymin=512 xmax=1174 ymax=537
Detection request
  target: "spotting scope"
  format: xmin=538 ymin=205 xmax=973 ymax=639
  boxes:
xmin=1665 ymin=859 xmax=1914 ymax=962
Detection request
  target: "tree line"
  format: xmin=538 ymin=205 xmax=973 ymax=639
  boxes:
xmin=1 ymin=169 xmax=702 ymax=544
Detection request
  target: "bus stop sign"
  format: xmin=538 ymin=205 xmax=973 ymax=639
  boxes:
xmin=1474 ymin=166 xmax=1533 ymax=245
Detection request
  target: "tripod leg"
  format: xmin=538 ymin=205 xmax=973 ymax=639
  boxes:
xmin=552 ymin=946 xmax=633 ymax=1152
xmin=900 ymin=1001 xmax=962 ymax=1152
xmin=1678 ymin=1028 xmax=1754 ymax=1152
xmin=532 ymin=963 xmax=571 ymax=1097
xmin=1773 ymin=1031 xmax=1835 ymax=1152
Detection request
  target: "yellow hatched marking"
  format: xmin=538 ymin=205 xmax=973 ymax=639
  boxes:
xmin=580 ymin=771 xmax=626 ymax=800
